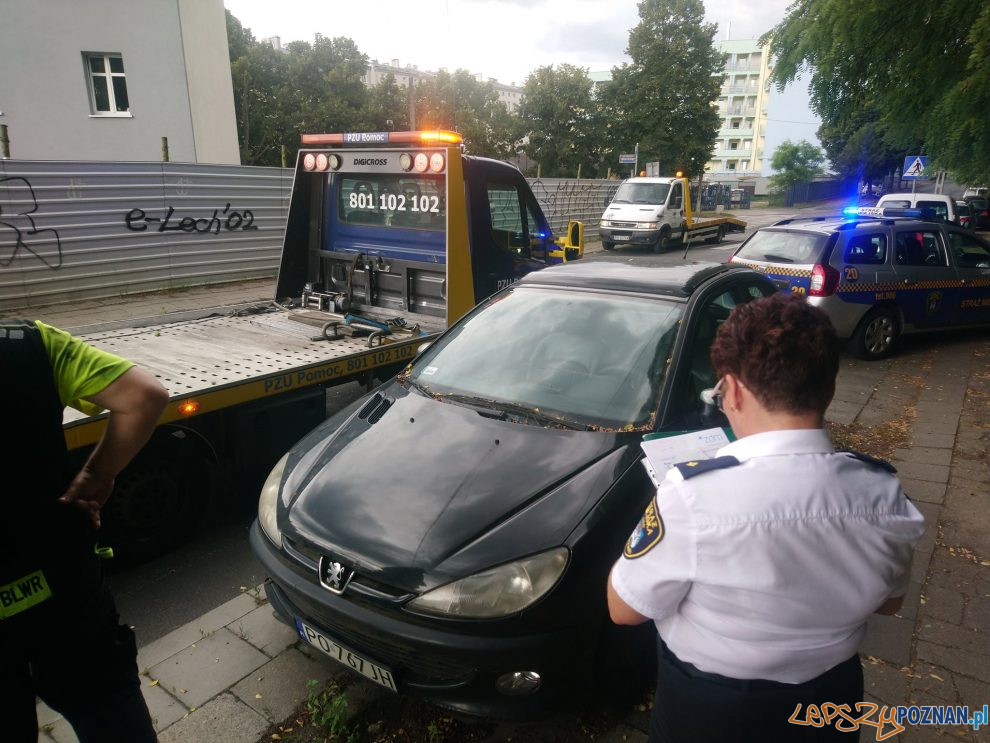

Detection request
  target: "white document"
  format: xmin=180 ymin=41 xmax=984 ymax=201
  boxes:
xmin=640 ymin=427 xmax=732 ymax=487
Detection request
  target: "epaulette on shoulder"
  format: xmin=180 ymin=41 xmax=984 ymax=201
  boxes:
xmin=840 ymin=449 xmax=897 ymax=474
xmin=675 ymin=455 xmax=741 ymax=480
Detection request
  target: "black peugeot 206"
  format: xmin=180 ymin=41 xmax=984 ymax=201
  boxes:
xmin=250 ymin=261 xmax=775 ymax=718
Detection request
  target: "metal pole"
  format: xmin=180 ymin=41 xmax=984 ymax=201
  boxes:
xmin=634 ymin=142 xmax=639 ymax=176
xmin=408 ymin=78 xmax=416 ymax=130
xmin=281 ymin=144 xmax=287 ymax=169
xmin=0 ymin=124 xmax=9 ymax=158
xmin=161 ymin=136 xmax=170 ymax=162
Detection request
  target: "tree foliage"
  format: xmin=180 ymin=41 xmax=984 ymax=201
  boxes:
xmin=515 ymin=65 xmax=600 ymax=177
xmin=413 ymin=70 xmax=515 ymax=159
xmin=606 ymin=0 xmax=724 ymax=177
xmin=763 ymin=0 xmax=990 ymax=185
xmin=769 ymin=140 xmax=824 ymax=192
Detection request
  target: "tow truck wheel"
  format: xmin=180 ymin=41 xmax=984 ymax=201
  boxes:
xmin=705 ymin=225 xmax=726 ymax=245
xmin=101 ymin=453 xmax=212 ymax=561
xmin=849 ymin=307 xmax=900 ymax=360
xmin=653 ymin=230 xmax=671 ymax=254
xmin=602 ymin=241 xmax=615 ymax=251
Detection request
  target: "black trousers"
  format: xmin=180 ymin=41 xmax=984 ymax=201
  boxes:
xmin=651 ymin=638 xmax=863 ymax=743
xmin=0 ymin=554 xmax=157 ymax=743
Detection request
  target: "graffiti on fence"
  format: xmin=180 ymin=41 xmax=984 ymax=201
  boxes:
xmin=125 ymin=203 xmax=261 ymax=234
xmin=0 ymin=177 xmax=64 ymax=270
xmin=526 ymin=179 xmax=621 ymax=240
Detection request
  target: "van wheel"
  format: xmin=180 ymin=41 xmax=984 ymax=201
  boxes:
xmin=602 ymin=241 xmax=614 ymax=251
xmin=653 ymin=231 xmax=670 ymax=254
xmin=849 ymin=307 xmax=899 ymax=360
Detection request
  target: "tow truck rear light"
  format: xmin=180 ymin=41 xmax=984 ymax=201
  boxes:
xmin=178 ymin=400 xmax=201 ymax=416
xmin=303 ymin=153 xmax=316 ymax=171
xmin=315 ymin=153 xmax=329 ymax=171
xmin=809 ymin=264 xmax=839 ymax=297
xmin=414 ymin=153 xmax=429 ymax=173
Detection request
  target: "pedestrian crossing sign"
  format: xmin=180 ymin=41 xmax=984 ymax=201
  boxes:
xmin=902 ymin=156 xmax=929 ymax=180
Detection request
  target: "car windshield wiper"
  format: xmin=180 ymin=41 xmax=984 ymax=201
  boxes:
xmin=404 ymin=377 xmax=437 ymax=397
xmin=435 ymin=392 xmax=509 ymax=420
xmin=488 ymin=399 xmax=589 ymax=430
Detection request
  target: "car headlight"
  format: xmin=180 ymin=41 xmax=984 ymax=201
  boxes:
xmin=600 ymin=220 xmax=611 ymax=228
xmin=405 ymin=548 xmax=568 ymax=619
xmin=258 ymin=453 xmax=290 ymax=548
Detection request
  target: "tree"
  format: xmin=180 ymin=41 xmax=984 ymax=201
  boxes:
xmin=515 ymin=65 xmax=599 ymax=177
xmin=413 ymin=70 xmax=516 ymax=159
xmin=769 ymin=140 xmax=824 ymax=192
xmin=605 ymin=0 xmax=724 ymax=177
xmin=763 ymin=0 xmax=990 ymax=185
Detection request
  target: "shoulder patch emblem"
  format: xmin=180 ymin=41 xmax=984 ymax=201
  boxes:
xmin=623 ymin=497 xmax=665 ymax=559
xmin=840 ymin=449 xmax=897 ymax=473
xmin=674 ymin=455 xmax=741 ymax=480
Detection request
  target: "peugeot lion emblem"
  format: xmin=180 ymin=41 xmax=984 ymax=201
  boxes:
xmin=318 ymin=556 xmax=355 ymax=594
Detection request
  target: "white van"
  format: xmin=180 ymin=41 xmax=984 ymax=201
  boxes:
xmin=876 ymin=192 xmax=958 ymax=225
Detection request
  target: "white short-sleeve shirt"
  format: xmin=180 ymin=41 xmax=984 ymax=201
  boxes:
xmin=610 ymin=428 xmax=925 ymax=684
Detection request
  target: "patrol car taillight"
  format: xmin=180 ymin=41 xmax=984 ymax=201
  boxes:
xmin=809 ymin=264 xmax=839 ymax=297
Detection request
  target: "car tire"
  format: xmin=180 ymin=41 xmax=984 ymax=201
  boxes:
xmin=602 ymin=241 xmax=614 ymax=251
xmin=849 ymin=307 xmax=900 ymax=360
xmin=653 ymin=230 xmax=671 ymax=254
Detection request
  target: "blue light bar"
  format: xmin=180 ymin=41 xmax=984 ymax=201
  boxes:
xmin=843 ymin=206 xmax=924 ymax=219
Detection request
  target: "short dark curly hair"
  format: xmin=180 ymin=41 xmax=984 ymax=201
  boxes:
xmin=709 ymin=293 xmax=840 ymax=414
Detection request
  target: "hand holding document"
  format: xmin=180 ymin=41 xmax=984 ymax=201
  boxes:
xmin=640 ymin=427 xmax=733 ymax=487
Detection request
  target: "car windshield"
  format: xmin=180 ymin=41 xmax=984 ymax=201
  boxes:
xmin=612 ymin=182 xmax=671 ymax=205
xmin=734 ymin=229 xmax=828 ymax=264
xmin=405 ymin=286 xmax=682 ymax=429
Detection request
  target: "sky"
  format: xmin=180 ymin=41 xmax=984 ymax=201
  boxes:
xmin=222 ymin=0 xmax=822 ymax=173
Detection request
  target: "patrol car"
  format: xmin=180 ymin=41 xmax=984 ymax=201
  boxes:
xmin=729 ymin=207 xmax=990 ymax=360
xmin=250 ymin=261 xmax=775 ymax=718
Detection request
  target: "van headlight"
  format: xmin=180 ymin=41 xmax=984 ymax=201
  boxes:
xmin=405 ymin=548 xmax=568 ymax=619
xmin=600 ymin=220 xmax=612 ymax=228
xmin=258 ymin=453 xmax=290 ymax=548
xmin=641 ymin=222 xmax=659 ymax=229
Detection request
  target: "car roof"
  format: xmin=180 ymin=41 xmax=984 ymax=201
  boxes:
xmin=759 ymin=214 xmax=946 ymax=236
xmin=516 ymin=260 xmax=756 ymax=299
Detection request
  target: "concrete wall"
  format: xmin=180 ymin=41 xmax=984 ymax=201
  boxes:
xmin=0 ymin=0 xmax=238 ymax=164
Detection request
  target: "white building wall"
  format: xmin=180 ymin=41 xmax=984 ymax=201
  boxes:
xmin=0 ymin=0 xmax=238 ymax=164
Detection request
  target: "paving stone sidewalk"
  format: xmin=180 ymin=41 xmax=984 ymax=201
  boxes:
xmin=30 ymin=281 xmax=990 ymax=742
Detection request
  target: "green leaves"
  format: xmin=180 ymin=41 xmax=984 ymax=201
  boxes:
xmin=769 ymin=140 xmax=825 ymax=192
xmin=765 ymin=0 xmax=990 ymax=185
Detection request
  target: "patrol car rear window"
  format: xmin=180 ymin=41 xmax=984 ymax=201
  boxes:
xmin=734 ymin=229 xmax=827 ymax=264
xmin=338 ymin=174 xmax=445 ymax=230
xmin=843 ymin=233 xmax=887 ymax=265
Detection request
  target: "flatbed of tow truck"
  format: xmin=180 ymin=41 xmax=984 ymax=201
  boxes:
xmin=64 ymin=304 xmax=443 ymax=448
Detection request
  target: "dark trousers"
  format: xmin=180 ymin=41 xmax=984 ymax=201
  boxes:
xmin=0 ymin=556 xmax=157 ymax=743
xmin=651 ymin=638 xmax=863 ymax=743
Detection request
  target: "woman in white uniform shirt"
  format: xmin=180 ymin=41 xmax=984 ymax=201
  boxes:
xmin=607 ymin=293 xmax=925 ymax=742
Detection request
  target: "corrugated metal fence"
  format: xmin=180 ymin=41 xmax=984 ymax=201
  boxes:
xmin=0 ymin=161 xmax=616 ymax=311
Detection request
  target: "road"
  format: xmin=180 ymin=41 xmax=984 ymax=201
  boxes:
xmin=105 ymin=198 xmax=849 ymax=646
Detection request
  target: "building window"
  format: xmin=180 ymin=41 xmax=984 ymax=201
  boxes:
xmin=84 ymin=53 xmax=129 ymax=114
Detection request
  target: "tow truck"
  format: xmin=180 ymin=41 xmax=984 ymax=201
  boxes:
xmin=599 ymin=175 xmax=746 ymax=254
xmin=63 ymin=130 xmax=584 ymax=558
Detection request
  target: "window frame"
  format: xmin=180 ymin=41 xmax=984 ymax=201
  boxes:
xmin=83 ymin=52 xmax=132 ymax=117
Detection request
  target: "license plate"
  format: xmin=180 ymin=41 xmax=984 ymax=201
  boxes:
xmin=771 ymin=279 xmax=790 ymax=290
xmin=295 ymin=619 xmax=397 ymax=692
xmin=613 ymin=234 xmax=630 ymax=241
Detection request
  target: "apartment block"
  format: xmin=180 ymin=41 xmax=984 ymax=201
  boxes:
xmin=707 ymin=39 xmax=771 ymax=176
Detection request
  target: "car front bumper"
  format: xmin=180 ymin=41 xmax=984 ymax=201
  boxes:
xmin=249 ymin=521 xmax=594 ymax=719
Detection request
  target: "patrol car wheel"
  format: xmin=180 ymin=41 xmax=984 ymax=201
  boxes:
xmin=653 ymin=231 xmax=671 ymax=254
xmin=850 ymin=307 xmax=899 ymax=360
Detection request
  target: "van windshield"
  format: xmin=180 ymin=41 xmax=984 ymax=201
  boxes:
xmin=612 ymin=182 xmax=671 ymax=205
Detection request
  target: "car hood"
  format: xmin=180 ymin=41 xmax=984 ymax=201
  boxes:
xmin=281 ymin=382 xmax=635 ymax=591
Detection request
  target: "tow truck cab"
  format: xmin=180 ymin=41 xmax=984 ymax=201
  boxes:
xmin=276 ymin=130 xmax=584 ymax=327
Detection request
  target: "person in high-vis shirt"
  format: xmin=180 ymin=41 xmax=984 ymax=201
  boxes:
xmin=0 ymin=319 xmax=168 ymax=743
xmin=607 ymin=294 xmax=925 ymax=742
